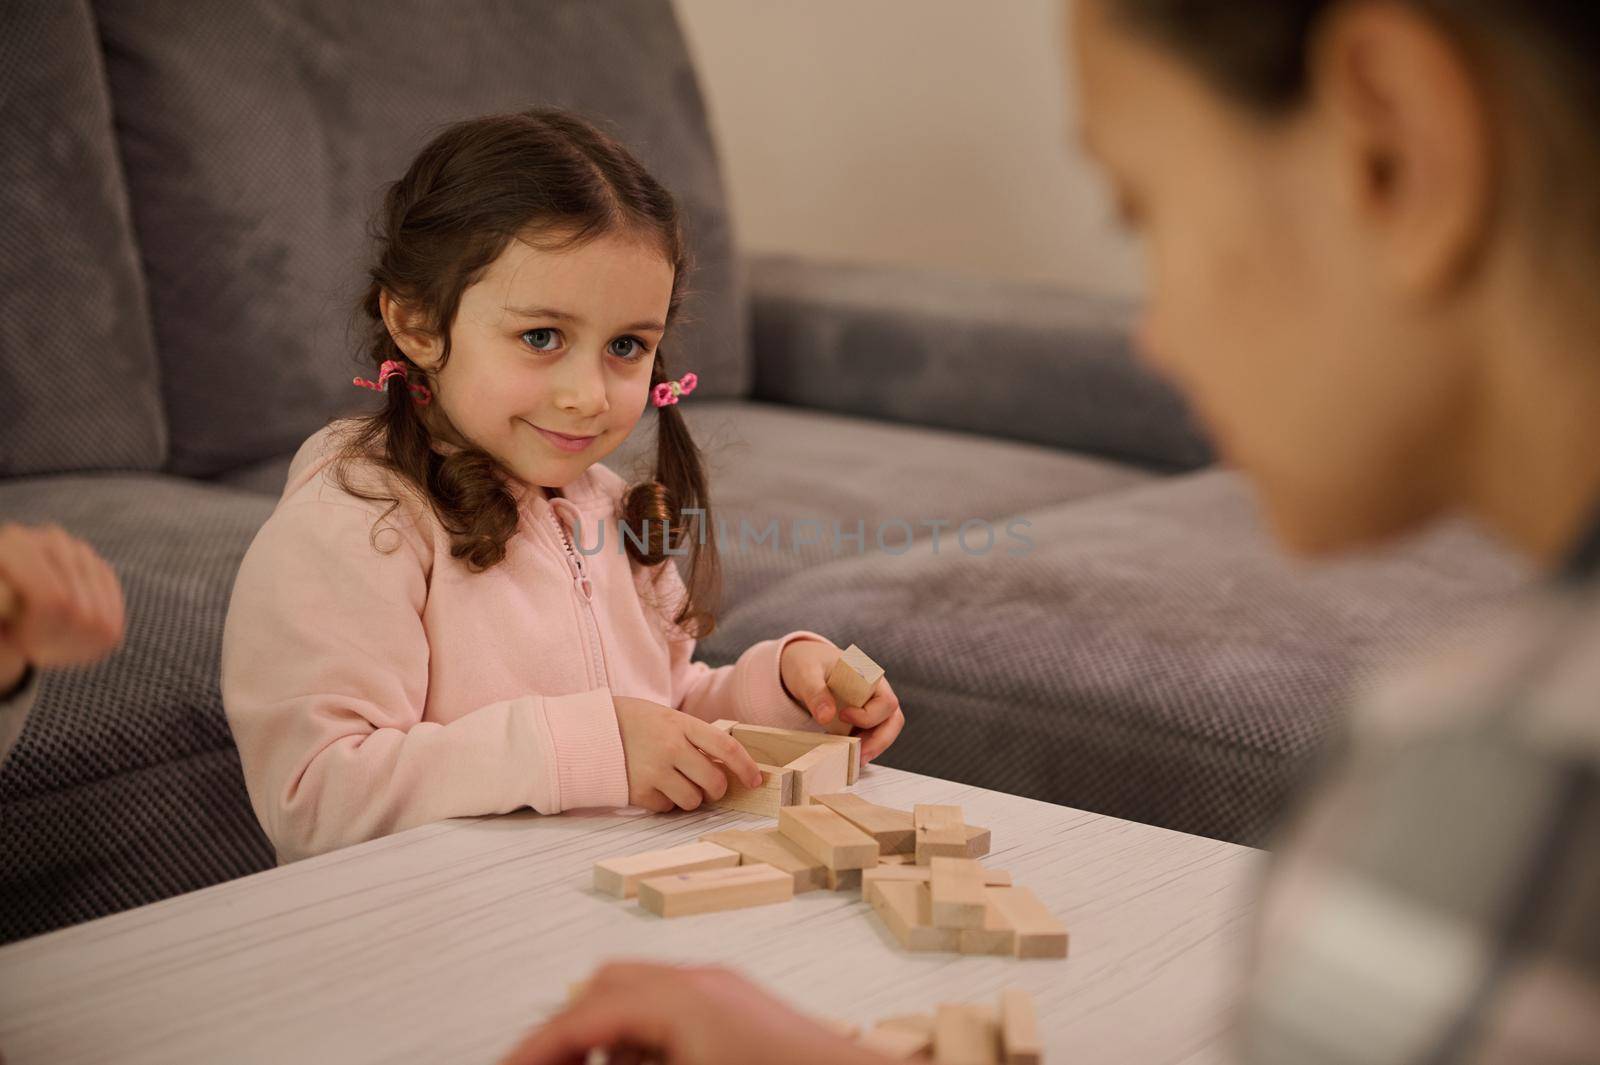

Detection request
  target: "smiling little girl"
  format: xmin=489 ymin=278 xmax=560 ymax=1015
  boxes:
xmin=221 ymin=109 xmax=904 ymax=864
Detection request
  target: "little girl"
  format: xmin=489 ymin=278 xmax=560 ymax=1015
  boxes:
xmin=221 ymin=109 xmax=904 ymax=864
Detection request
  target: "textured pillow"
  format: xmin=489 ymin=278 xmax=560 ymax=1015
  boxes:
xmin=94 ymin=0 xmax=747 ymax=477
xmin=0 ymin=0 xmax=165 ymax=476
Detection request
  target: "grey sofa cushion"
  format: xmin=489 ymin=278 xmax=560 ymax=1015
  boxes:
xmin=747 ymin=254 xmax=1213 ymax=472
xmin=0 ymin=0 xmax=164 ymax=477
xmin=702 ymin=469 xmax=1528 ymax=844
xmin=94 ymin=0 xmax=745 ymax=478
xmin=0 ymin=474 xmax=276 ymax=944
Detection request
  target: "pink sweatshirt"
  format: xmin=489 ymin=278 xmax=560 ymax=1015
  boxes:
xmin=222 ymin=424 xmax=829 ymax=864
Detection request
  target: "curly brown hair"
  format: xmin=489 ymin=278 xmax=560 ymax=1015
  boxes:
xmin=331 ymin=108 xmax=721 ymax=638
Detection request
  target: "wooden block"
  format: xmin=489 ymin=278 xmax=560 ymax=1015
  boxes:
xmin=963 ymin=823 xmax=992 ymax=859
xmin=709 ymin=762 xmax=794 ymax=817
xmin=999 ymin=989 xmax=1042 ymax=1065
xmin=825 ymin=643 xmax=884 ymax=708
xmin=811 ymin=793 xmax=915 ymax=855
xmin=789 ymin=744 xmax=851 ymax=806
xmin=869 ymin=880 xmax=960 ymax=952
xmin=986 ymin=886 xmax=1069 ymax=959
xmin=859 ymin=1022 xmax=932 ymax=1059
xmin=863 ymin=864 xmax=1011 ymax=906
xmin=879 ymin=852 xmax=916 ymax=866
xmin=724 ymin=722 xmax=863 ymax=787
xmin=826 ymin=866 xmax=862 ymax=891
xmin=957 ymin=903 xmax=1017 ymax=956
xmin=934 ymin=1004 xmax=1000 ymax=1065
xmin=636 ymin=863 xmax=793 ymax=917
xmin=592 ymin=841 xmax=739 ymax=899
xmin=778 ymin=805 xmax=879 ymax=871
xmin=929 ymin=857 xmax=988 ymax=930
xmin=914 ymin=804 xmax=967 ymax=865
xmin=699 ymin=828 xmax=828 ymax=893
xmin=876 ymin=1013 xmax=936 ymax=1039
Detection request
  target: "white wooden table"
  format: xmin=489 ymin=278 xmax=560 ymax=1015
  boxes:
xmin=0 ymin=766 xmax=1261 ymax=1064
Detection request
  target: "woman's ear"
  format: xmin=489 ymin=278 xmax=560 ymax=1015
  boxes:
xmin=378 ymin=289 xmax=444 ymax=371
xmin=1313 ymin=2 xmax=1495 ymax=296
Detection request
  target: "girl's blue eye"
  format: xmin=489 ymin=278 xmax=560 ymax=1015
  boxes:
xmin=609 ymin=337 xmax=647 ymax=360
xmin=522 ymin=328 xmax=560 ymax=351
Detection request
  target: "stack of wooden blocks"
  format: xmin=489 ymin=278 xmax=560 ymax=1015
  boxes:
xmin=853 ymin=988 xmax=1043 ymax=1064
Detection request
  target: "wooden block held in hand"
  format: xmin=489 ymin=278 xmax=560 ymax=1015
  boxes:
xmin=709 ymin=763 xmax=795 ymax=817
xmin=636 ymin=863 xmax=793 ymax=917
xmin=869 ymin=880 xmax=960 ymax=952
xmin=811 ymin=793 xmax=915 ymax=855
xmin=929 ymin=857 xmax=988 ymax=930
xmin=934 ymin=1004 xmax=1001 ymax=1065
xmin=778 ymin=805 xmax=879 ymax=871
xmin=825 ymin=643 xmax=884 ymax=709
xmin=699 ymin=828 xmax=827 ymax=893
xmin=724 ymin=722 xmax=862 ymax=786
xmin=593 ymin=841 xmax=739 ymax=899
xmin=914 ymin=804 xmax=968 ymax=865
xmin=999 ymin=988 xmax=1042 ymax=1065
xmin=987 ymin=886 xmax=1069 ymax=959
xmin=789 ymin=744 xmax=851 ymax=806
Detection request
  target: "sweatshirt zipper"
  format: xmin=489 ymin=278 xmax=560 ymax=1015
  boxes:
xmin=548 ymin=508 xmax=611 ymax=689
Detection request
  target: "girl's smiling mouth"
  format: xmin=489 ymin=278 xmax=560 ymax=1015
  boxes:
xmin=525 ymin=421 xmax=598 ymax=452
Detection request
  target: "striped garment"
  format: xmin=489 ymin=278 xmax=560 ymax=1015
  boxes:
xmin=1241 ymin=511 xmax=1600 ymax=1063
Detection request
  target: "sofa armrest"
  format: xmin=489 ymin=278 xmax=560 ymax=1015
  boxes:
xmin=746 ymin=254 xmax=1213 ymax=471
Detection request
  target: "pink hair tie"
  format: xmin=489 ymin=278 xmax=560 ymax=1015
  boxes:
xmin=354 ymin=359 xmax=432 ymax=405
xmin=652 ymin=371 xmax=698 ymax=408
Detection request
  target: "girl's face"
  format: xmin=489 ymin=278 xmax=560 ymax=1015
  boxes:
xmin=399 ymin=229 xmax=673 ymax=492
xmin=1070 ymin=0 xmax=1480 ymax=557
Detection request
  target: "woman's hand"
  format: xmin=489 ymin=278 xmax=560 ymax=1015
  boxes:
xmin=780 ymin=639 xmax=905 ymax=764
xmin=498 ymin=962 xmax=891 ymax=1065
xmin=613 ymin=696 xmax=763 ymax=812
xmin=0 ymin=523 xmax=126 ymax=696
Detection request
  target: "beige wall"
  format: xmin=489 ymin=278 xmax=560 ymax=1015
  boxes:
xmin=672 ymin=0 xmax=1144 ymax=300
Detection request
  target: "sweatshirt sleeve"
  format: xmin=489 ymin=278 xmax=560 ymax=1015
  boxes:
xmin=0 ymin=665 xmax=38 ymax=765
xmin=222 ymin=499 xmax=628 ymax=865
xmin=643 ymin=557 xmax=832 ymax=730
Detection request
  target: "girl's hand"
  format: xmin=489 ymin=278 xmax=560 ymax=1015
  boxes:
xmin=498 ymin=961 xmax=891 ymax=1065
xmin=779 ymin=640 xmax=905 ymax=764
xmin=0 ymin=524 xmax=126 ymax=696
xmin=613 ymin=696 xmax=763 ymax=812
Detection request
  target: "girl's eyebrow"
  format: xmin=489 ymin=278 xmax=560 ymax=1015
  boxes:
xmin=507 ymin=305 xmax=665 ymax=333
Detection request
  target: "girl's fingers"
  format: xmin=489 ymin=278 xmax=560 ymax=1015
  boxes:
xmin=841 ymin=682 xmax=898 ymax=729
xmin=676 ymin=744 xmax=730 ymax=802
xmin=641 ymin=790 xmax=675 ymax=814
xmin=656 ymin=769 xmax=703 ymax=811
xmin=859 ymin=707 xmax=905 ymax=763
xmin=686 ymin=718 xmax=762 ymax=789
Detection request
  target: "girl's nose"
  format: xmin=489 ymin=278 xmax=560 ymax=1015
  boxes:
xmin=551 ymin=356 xmax=610 ymax=416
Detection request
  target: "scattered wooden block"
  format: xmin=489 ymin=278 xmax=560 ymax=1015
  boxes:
xmin=914 ymin=804 xmax=968 ymax=865
xmin=957 ymin=903 xmax=1017 ymax=956
xmin=929 ymin=857 xmax=988 ymax=930
xmin=999 ymin=989 xmax=1042 ymax=1065
xmin=635 ymin=863 xmax=793 ymax=917
xmin=875 ymin=1013 xmax=936 ymax=1039
xmin=592 ymin=841 xmax=740 ymax=899
xmin=986 ymin=886 xmax=1069 ymax=959
xmin=963 ymin=823 xmax=992 ymax=858
xmin=934 ymin=1004 xmax=1001 ymax=1065
xmin=811 ymin=793 xmax=916 ymax=855
xmin=699 ymin=828 xmax=828 ymax=893
xmin=826 ymin=866 xmax=863 ymax=891
xmin=825 ymin=643 xmax=884 ymax=709
xmin=859 ymin=1022 xmax=933 ymax=1059
xmin=778 ymin=805 xmax=879 ymax=871
xmin=714 ymin=763 xmax=796 ymax=817
xmin=869 ymin=880 xmax=960 ymax=952
xmin=789 ymin=744 xmax=851 ymax=805
xmin=863 ymin=864 xmax=1012 ymax=906
xmin=879 ymin=852 xmax=916 ymax=866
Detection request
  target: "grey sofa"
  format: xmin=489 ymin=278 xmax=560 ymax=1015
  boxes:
xmin=0 ymin=0 xmax=1526 ymax=945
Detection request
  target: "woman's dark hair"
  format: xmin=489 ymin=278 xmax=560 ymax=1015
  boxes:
xmin=333 ymin=108 xmax=721 ymax=638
